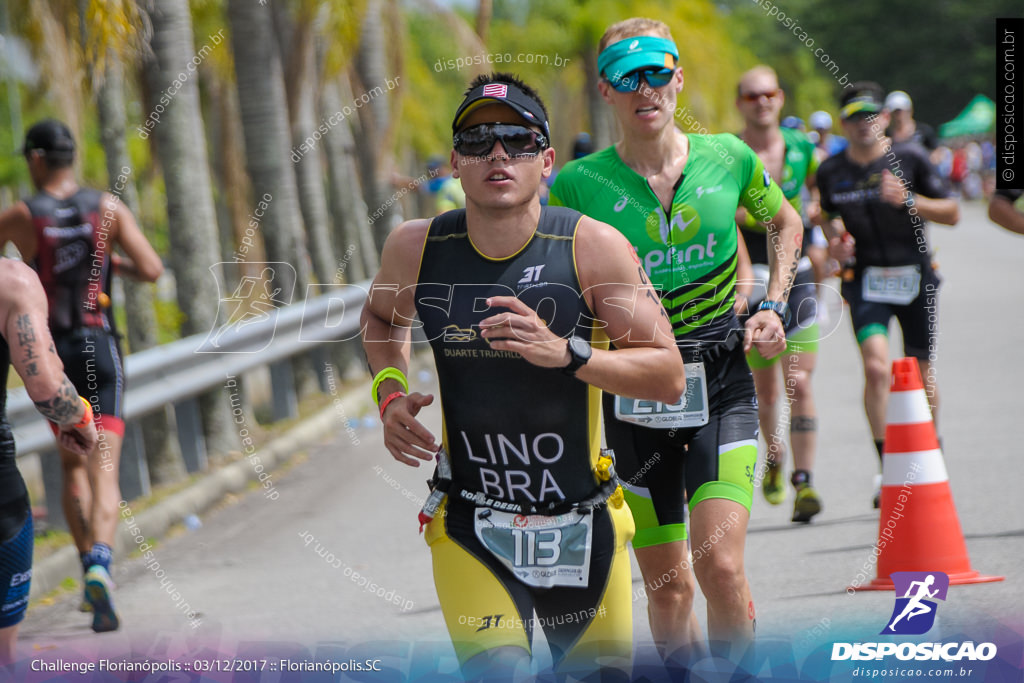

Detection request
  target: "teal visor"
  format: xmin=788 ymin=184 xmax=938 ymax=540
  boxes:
xmin=597 ymin=36 xmax=679 ymax=82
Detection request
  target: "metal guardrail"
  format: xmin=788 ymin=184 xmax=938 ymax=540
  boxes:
xmin=10 ymin=282 xmax=371 ymax=525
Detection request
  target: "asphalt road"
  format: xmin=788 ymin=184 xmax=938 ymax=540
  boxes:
xmin=16 ymin=200 xmax=1023 ymax=681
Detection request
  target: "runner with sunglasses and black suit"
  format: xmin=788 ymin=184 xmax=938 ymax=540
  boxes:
xmin=816 ymin=82 xmax=958 ymax=507
xmin=360 ymin=72 xmax=685 ymax=681
xmin=550 ymin=18 xmax=804 ymax=665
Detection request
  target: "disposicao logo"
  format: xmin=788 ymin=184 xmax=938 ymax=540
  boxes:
xmin=831 ymin=571 xmax=997 ymax=663
xmin=882 ymin=571 xmax=948 ymax=635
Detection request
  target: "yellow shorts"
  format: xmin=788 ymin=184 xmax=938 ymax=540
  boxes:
xmin=425 ymin=491 xmax=635 ymax=677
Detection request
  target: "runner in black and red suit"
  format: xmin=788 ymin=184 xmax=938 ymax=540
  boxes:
xmin=0 ymin=120 xmax=163 ymax=632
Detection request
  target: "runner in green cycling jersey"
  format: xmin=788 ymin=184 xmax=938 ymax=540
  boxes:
xmin=551 ymin=18 xmax=803 ymax=663
xmin=734 ymin=65 xmax=823 ymax=522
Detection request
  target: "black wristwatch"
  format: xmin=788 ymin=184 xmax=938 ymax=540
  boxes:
xmin=758 ymin=300 xmax=791 ymax=327
xmin=562 ymin=336 xmax=592 ymax=377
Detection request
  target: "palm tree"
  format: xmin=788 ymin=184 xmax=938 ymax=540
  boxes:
xmin=22 ymin=1 xmax=84 ymax=161
xmin=278 ymin=3 xmax=337 ymax=285
xmin=476 ymin=0 xmax=492 ymax=43
xmin=227 ymin=0 xmax=323 ymax=399
xmin=314 ymin=1 xmax=377 ymax=279
xmin=321 ymin=75 xmax=374 ymax=282
xmin=95 ymin=49 xmax=185 ymax=484
xmin=225 ymin=0 xmax=311 ymax=296
xmin=351 ymin=0 xmax=398 ymax=254
xmin=140 ymin=0 xmax=237 ymax=454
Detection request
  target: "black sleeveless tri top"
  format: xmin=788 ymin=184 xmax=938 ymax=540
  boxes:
xmin=24 ymin=189 xmax=115 ymax=334
xmin=415 ymin=207 xmax=607 ymax=506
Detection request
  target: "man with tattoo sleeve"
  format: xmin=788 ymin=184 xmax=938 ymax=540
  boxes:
xmin=0 ymin=258 xmax=97 ymax=662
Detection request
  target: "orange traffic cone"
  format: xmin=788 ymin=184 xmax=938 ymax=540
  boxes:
xmin=854 ymin=358 xmax=1004 ymax=591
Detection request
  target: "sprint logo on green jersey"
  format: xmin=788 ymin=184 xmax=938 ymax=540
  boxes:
xmin=642 ymin=204 xmax=719 ymax=278
xmin=550 ymin=133 xmax=785 ymax=338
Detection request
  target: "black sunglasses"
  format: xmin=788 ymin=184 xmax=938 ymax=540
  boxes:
xmin=453 ymin=123 xmax=549 ymax=158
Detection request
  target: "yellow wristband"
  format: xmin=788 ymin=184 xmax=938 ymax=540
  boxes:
xmin=74 ymin=397 xmax=93 ymax=428
xmin=371 ymin=367 xmax=409 ymax=405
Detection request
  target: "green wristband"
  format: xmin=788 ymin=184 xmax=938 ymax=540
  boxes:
xmin=371 ymin=367 xmax=409 ymax=405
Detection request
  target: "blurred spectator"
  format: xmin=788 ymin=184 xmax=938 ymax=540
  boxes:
xmin=390 ymin=156 xmax=462 ymax=215
xmin=885 ymin=91 xmax=939 ymax=163
xmin=949 ymin=144 xmax=968 ymax=193
xmin=809 ymin=110 xmax=847 ymax=161
xmin=981 ymin=139 xmax=997 ymax=197
xmin=572 ymin=132 xmax=594 ymax=159
xmin=436 ymin=172 xmax=465 ymax=213
xmin=781 ymin=115 xmax=804 ymax=131
xmin=542 ymin=132 xmax=594 ymax=205
xmin=961 ymin=141 xmax=984 ymax=199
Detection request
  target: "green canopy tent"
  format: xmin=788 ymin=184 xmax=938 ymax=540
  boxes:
xmin=938 ymin=94 xmax=996 ymax=139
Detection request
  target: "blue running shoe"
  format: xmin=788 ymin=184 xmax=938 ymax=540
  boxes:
xmin=84 ymin=565 xmax=120 ymax=632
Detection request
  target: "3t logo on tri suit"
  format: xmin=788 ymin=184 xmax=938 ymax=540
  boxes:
xmin=518 ymin=264 xmax=546 ymax=284
xmin=475 ymin=614 xmax=504 ymax=632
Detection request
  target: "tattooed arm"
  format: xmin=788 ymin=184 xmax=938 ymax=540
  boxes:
xmin=32 ymin=376 xmax=82 ymax=424
xmin=762 ymin=199 xmax=804 ymax=303
xmin=0 ymin=260 xmax=97 ymax=456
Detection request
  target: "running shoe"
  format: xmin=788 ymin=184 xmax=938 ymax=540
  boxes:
xmin=792 ymin=484 xmax=822 ymax=523
xmin=84 ymin=565 xmax=120 ymax=632
xmin=872 ymin=473 xmax=882 ymax=510
xmin=762 ymin=461 xmax=786 ymax=505
xmin=78 ymin=595 xmax=92 ymax=612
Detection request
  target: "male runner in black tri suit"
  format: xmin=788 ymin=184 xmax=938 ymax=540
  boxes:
xmin=0 ymin=120 xmax=163 ymax=632
xmin=0 ymin=257 xmax=97 ymax=662
xmin=361 ymin=73 xmax=684 ymax=681
xmin=816 ymin=84 xmax=958 ymax=507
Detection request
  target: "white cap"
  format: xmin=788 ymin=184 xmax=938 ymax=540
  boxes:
xmin=809 ymin=110 xmax=832 ymax=130
xmin=885 ymin=90 xmax=912 ymax=111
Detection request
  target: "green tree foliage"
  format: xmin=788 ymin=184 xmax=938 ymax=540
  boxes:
xmin=399 ymin=0 xmax=792 ymax=164
xmin=719 ymin=0 xmax=1016 ymax=127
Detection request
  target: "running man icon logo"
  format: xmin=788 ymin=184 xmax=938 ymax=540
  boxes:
xmin=198 ymin=262 xmax=296 ymax=353
xmin=881 ymin=571 xmax=949 ymax=635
